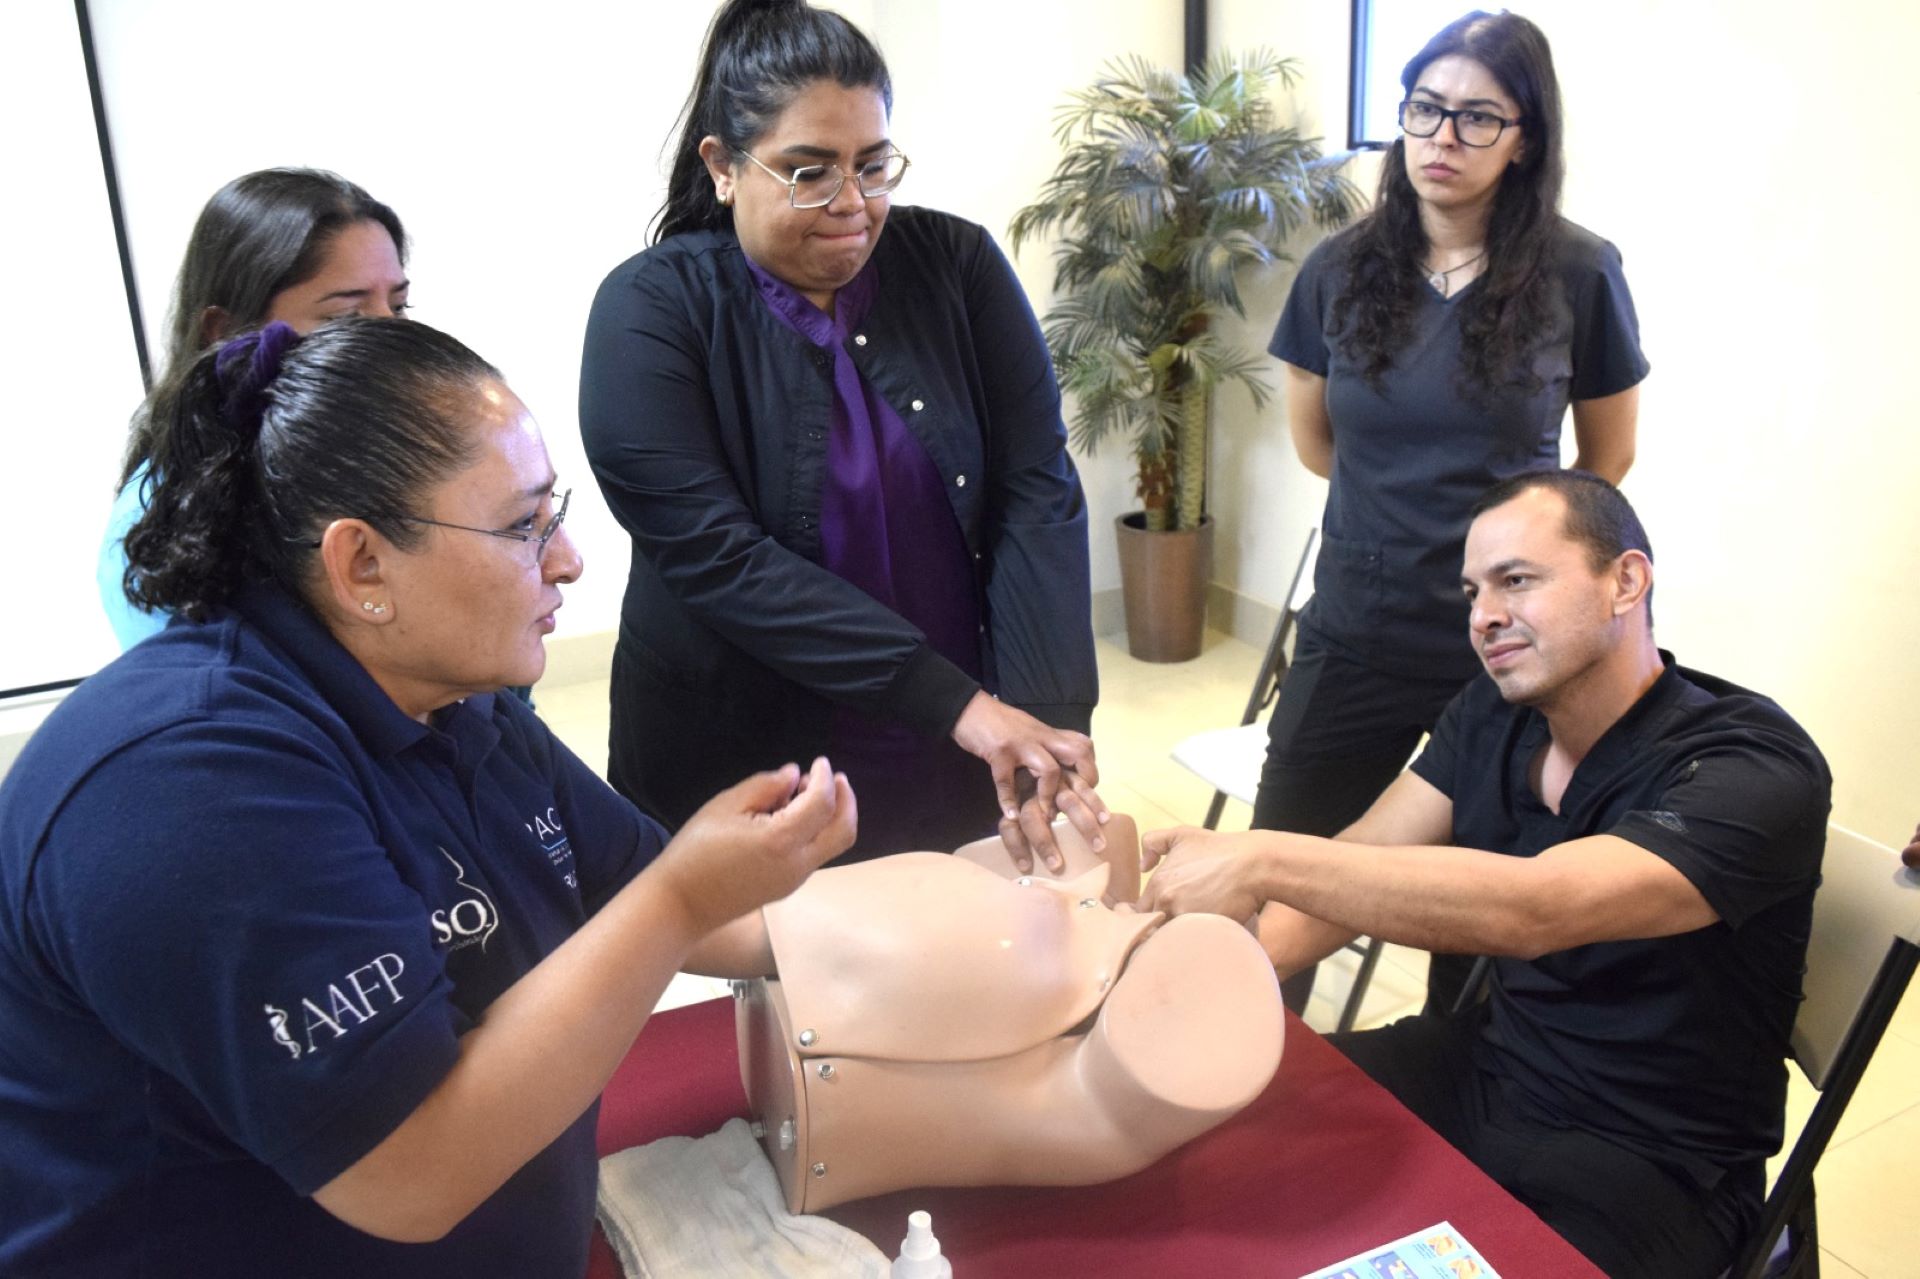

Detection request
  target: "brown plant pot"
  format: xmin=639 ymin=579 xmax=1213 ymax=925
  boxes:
xmin=1115 ymin=512 xmax=1213 ymax=663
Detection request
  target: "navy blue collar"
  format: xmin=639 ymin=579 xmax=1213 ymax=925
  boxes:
xmin=230 ymin=584 xmax=497 ymax=764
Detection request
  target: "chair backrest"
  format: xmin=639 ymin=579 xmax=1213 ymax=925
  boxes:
xmin=1238 ymin=529 xmax=1320 ymax=726
xmin=1792 ymin=825 xmax=1920 ymax=1090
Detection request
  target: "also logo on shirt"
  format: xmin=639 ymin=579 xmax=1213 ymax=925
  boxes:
xmin=431 ymin=847 xmax=500 ymax=953
xmin=263 ymin=952 xmax=407 ymax=1060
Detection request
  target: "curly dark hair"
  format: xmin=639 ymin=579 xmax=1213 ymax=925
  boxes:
xmin=122 ymin=317 xmax=494 ymax=621
xmin=1331 ymin=11 xmax=1565 ymax=395
xmin=652 ymin=0 xmax=892 ymax=243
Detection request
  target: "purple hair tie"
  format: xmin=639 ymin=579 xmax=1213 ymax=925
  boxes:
xmin=214 ymin=320 xmax=301 ymax=432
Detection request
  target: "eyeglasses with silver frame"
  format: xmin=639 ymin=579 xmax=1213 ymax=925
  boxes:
xmin=301 ymin=488 xmax=572 ymax=565
xmin=1397 ymin=100 xmax=1521 ymax=148
xmin=399 ymin=487 xmax=571 ymax=565
xmin=734 ymin=149 xmax=911 ymax=209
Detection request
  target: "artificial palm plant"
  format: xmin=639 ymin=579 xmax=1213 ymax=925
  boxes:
xmin=1010 ymin=51 xmax=1360 ymax=533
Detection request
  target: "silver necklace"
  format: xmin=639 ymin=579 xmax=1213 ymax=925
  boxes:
xmin=1425 ymin=249 xmax=1487 ymax=295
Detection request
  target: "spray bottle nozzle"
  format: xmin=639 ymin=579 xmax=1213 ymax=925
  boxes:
xmin=891 ymin=1209 xmax=952 ymax=1277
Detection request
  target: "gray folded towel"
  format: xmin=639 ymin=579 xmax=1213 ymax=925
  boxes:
xmin=596 ymin=1117 xmax=890 ymax=1278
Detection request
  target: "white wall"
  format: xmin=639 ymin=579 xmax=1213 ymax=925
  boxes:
xmin=85 ymin=0 xmax=728 ymax=650
xmin=4 ymin=4 xmax=145 ymax=691
xmin=1209 ymin=0 xmax=1920 ymax=844
xmin=1209 ymin=0 xmax=1379 ymax=609
xmin=867 ymin=0 xmax=1181 ymax=595
xmin=31 ymin=0 xmax=1172 ymax=689
xmin=21 ymin=1 xmax=1916 ymax=843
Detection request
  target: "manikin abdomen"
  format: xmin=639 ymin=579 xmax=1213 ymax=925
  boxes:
xmin=762 ymin=852 xmax=1161 ymax=1063
xmin=739 ymin=818 xmax=1284 ymax=1213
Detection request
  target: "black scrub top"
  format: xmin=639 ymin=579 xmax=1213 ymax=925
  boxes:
xmin=1271 ymin=219 xmax=1649 ymax=679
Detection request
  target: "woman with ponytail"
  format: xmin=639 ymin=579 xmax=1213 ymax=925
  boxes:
xmin=2 ymin=317 xmax=853 ymax=1275
xmin=582 ymin=0 xmax=1105 ymax=873
xmin=1254 ymin=11 xmax=1649 ymax=1014
xmin=98 ymin=167 xmax=411 ymax=648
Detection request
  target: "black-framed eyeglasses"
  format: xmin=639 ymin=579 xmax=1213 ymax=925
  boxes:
xmin=735 ymin=149 xmax=911 ymax=209
xmin=1398 ymin=100 xmax=1522 ymax=148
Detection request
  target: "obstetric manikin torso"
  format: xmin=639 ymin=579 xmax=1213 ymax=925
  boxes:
xmin=736 ymin=815 xmax=1285 ymax=1212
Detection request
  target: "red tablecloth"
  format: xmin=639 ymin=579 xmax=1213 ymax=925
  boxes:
xmin=588 ymin=998 xmax=1602 ymax=1278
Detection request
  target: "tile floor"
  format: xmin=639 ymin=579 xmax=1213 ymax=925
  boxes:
xmin=538 ymin=629 xmax=1918 ymax=1276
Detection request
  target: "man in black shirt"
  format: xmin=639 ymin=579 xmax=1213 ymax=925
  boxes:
xmin=1138 ymin=471 xmax=1829 ymax=1279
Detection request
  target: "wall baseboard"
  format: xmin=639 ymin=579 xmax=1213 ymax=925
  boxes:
xmin=492 ymin=582 xmax=1292 ymax=688
xmin=1093 ymin=584 xmax=1280 ymax=650
xmin=1205 ymin=583 xmax=1283 ymax=649
xmin=8 ymin=591 xmax=1285 ymax=781
xmin=7 ymin=583 xmax=1290 ymax=772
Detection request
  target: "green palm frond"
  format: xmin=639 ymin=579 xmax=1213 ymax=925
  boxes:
xmin=1011 ymin=47 xmax=1358 ymax=529
xmin=1182 ymin=227 xmax=1274 ymax=317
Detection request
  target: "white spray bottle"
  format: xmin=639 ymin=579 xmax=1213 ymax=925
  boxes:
xmin=891 ymin=1209 xmax=952 ymax=1278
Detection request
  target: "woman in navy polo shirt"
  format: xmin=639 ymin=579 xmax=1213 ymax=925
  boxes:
xmin=1257 ymin=11 xmax=1648 ymax=1012
xmin=581 ymin=0 xmax=1104 ymax=871
xmin=0 ymin=317 xmax=854 ymax=1276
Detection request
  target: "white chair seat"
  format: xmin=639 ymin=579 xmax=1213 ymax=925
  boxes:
xmin=1169 ymin=721 xmax=1268 ymax=808
xmin=1167 ymin=527 xmax=1315 ymax=818
xmin=1792 ymin=828 xmax=1920 ymax=1086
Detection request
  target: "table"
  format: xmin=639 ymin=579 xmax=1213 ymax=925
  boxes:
xmin=587 ymin=998 xmax=1603 ymax=1278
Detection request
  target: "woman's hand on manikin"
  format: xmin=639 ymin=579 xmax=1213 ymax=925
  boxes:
xmin=951 ymin=690 xmax=1109 ymax=875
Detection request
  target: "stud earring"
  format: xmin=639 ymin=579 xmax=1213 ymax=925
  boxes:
xmin=361 ymin=600 xmax=388 ymax=615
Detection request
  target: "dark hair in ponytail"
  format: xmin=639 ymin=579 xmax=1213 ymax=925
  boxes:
xmin=122 ymin=317 xmax=497 ymax=621
xmin=652 ymin=0 xmax=892 ymax=243
xmin=121 ymin=168 xmax=406 ymax=488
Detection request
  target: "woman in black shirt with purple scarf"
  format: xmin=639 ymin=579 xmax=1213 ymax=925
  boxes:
xmin=581 ymin=0 xmax=1105 ymax=870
